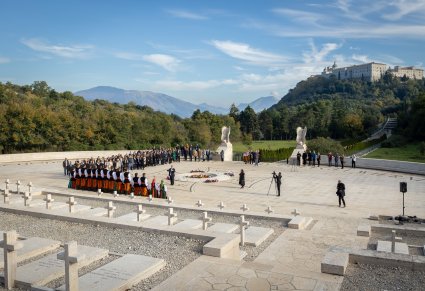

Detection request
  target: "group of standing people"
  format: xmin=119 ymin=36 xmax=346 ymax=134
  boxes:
xmin=327 ymin=153 xmax=357 ymax=169
xmin=242 ymin=150 xmax=260 ymax=165
xmin=296 ymin=150 xmax=321 ymax=167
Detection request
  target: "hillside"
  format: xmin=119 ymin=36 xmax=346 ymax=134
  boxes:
xmin=237 ymin=96 xmax=279 ymax=112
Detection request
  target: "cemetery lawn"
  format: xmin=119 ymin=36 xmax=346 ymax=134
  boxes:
xmin=364 ymin=143 xmax=425 ymax=163
xmin=233 ymin=140 xmax=296 ymax=153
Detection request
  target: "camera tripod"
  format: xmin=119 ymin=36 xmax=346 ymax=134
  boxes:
xmin=267 ymin=175 xmax=277 ymax=196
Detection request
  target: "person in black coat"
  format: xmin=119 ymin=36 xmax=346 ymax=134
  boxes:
xmin=274 ymin=171 xmax=282 ymax=196
xmin=239 ymin=169 xmax=245 ymax=189
xmin=336 ymin=180 xmax=346 ymax=207
xmin=167 ymin=165 xmax=176 ymax=185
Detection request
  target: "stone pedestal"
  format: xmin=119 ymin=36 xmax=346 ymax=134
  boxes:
xmin=216 ymin=142 xmax=233 ymax=162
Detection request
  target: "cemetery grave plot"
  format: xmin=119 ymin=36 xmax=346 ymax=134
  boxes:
xmin=45 ymin=194 xmax=288 ymax=261
xmin=0 ymin=212 xmax=203 ymax=290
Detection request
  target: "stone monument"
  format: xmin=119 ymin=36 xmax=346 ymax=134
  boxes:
xmin=291 ymin=126 xmax=307 ymax=160
xmin=216 ymin=126 xmax=233 ymax=161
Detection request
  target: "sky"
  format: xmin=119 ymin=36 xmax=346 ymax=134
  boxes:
xmin=0 ymin=0 xmax=424 ymax=107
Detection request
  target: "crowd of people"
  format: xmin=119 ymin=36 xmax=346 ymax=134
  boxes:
xmin=295 ymin=151 xmax=357 ymax=169
xmin=242 ymin=150 xmax=260 ymax=165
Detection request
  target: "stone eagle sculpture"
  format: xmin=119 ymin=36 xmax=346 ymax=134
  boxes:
xmin=296 ymin=126 xmax=307 ymax=145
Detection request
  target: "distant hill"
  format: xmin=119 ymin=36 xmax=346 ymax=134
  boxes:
xmin=75 ymin=86 xmax=228 ymax=118
xmin=237 ymin=96 xmax=279 ymax=112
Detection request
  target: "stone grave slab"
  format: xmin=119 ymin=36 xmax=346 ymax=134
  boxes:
xmin=357 ymin=225 xmax=371 ymax=237
xmin=32 ymin=201 xmax=68 ymax=210
xmin=82 ymin=207 xmax=108 ymax=217
xmin=141 ymin=215 xmax=170 ymax=227
xmin=115 ymin=212 xmax=151 ymax=223
xmin=0 ymin=237 xmax=61 ymax=269
xmin=321 ymin=251 xmax=349 ymax=276
xmin=288 ymin=216 xmax=313 ymax=230
xmin=27 ymin=199 xmax=49 ymax=207
xmin=57 ymin=254 xmax=165 ymax=291
xmin=51 ymin=204 xmax=92 ymax=215
xmin=243 ymin=226 xmax=274 ymax=247
xmin=206 ymin=223 xmax=238 ymax=233
xmin=171 ymin=219 xmax=203 ymax=231
xmin=377 ymin=241 xmax=409 ymax=255
xmin=15 ymin=245 xmax=108 ymax=288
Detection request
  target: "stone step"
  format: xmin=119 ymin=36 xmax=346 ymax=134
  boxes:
xmin=288 ymin=216 xmax=313 ymax=230
xmin=170 ymin=219 xmax=203 ymax=231
xmin=377 ymin=241 xmax=409 ymax=255
xmin=206 ymin=223 xmax=238 ymax=233
xmin=0 ymin=237 xmax=61 ymax=269
xmin=115 ymin=212 xmax=151 ymax=222
xmin=243 ymin=226 xmax=274 ymax=247
xmin=15 ymin=245 xmax=108 ymax=288
xmin=57 ymin=254 xmax=165 ymax=291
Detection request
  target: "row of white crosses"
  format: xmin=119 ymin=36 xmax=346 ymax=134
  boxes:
xmin=4 ymin=179 xmax=32 ymax=194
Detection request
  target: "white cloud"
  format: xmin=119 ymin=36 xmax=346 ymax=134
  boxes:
xmin=303 ymin=41 xmax=341 ymax=63
xmin=116 ymin=51 xmax=181 ymax=72
xmin=142 ymin=54 xmax=181 ymax=72
xmin=272 ymin=8 xmax=322 ymax=24
xmin=167 ymin=9 xmax=207 ymax=20
xmin=352 ymin=54 xmax=373 ymax=63
xmin=0 ymin=57 xmax=10 ymax=64
xmin=210 ymin=40 xmax=288 ymax=67
xmin=21 ymin=38 xmax=93 ymax=58
xmin=383 ymin=0 xmax=425 ymax=20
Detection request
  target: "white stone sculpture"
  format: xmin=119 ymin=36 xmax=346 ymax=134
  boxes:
xmin=216 ymin=126 xmax=233 ymax=161
xmin=296 ymin=126 xmax=307 ymax=146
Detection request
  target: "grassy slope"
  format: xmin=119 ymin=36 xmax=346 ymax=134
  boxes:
xmin=364 ymin=143 xmax=425 ymax=163
xmin=232 ymin=140 xmax=296 ymax=153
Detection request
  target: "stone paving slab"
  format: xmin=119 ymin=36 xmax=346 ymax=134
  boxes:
xmin=57 ymin=254 xmax=165 ymax=291
xmin=377 ymin=240 xmax=409 ymax=255
xmin=171 ymin=219 xmax=203 ymax=230
xmin=15 ymin=245 xmax=109 ymax=288
xmin=0 ymin=237 xmax=61 ymax=269
xmin=206 ymin=222 xmax=238 ymax=233
xmin=114 ymin=212 xmax=151 ymax=222
xmin=50 ymin=204 xmax=92 ymax=215
xmin=82 ymin=207 xmax=108 ymax=217
xmin=321 ymin=251 xmax=349 ymax=275
xmin=243 ymin=226 xmax=274 ymax=247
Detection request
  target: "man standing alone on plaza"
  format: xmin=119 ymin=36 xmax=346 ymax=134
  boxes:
xmin=336 ymin=180 xmax=346 ymax=208
xmin=167 ymin=165 xmax=176 ymax=185
xmin=274 ymin=172 xmax=282 ymax=196
xmin=351 ymin=154 xmax=357 ymax=168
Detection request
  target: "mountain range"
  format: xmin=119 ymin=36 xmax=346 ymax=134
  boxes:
xmin=75 ymin=86 xmax=278 ymax=118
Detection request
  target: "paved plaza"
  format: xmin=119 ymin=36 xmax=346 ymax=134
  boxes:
xmin=1 ymin=158 xmax=424 ymax=290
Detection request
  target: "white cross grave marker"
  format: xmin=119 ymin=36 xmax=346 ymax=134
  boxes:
xmin=3 ymin=189 xmax=11 ymax=204
xmin=23 ymin=191 xmax=32 ymax=207
xmin=67 ymin=197 xmax=77 ymax=213
xmin=113 ymin=190 xmax=118 ymax=197
xmin=130 ymin=192 xmax=134 ymax=199
xmin=196 ymin=200 xmax=204 ymax=207
xmin=240 ymin=204 xmax=249 ymax=212
xmin=106 ymin=201 xmax=116 ymax=218
xmin=240 ymin=215 xmax=250 ymax=246
xmin=202 ymin=211 xmax=212 ymax=230
xmin=167 ymin=207 xmax=177 ymax=226
xmin=98 ymin=189 xmax=102 ymax=196
xmin=391 ymin=230 xmax=402 ymax=253
xmin=137 ymin=205 xmax=146 ymax=222
xmin=44 ymin=193 xmax=54 ymax=210
xmin=265 ymin=206 xmax=274 ymax=214
xmin=291 ymin=209 xmax=300 ymax=216
xmin=167 ymin=196 xmax=173 ymax=204
xmin=148 ymin=195 xmax=153 ymax=202
xmin=0 ymin=230 xmax=23 ymax=289
xmin=57 ymin=241 xmax=85 ymax=291
xmin=5 ymin=179 xmax=10 ymax=191
xmin=16 ymin=180 xmax=21 ymax=195
xmin=218 ymin=201 xmax=225 ymax=211
xmin=27 ymin=181 xmax=33 ymax=194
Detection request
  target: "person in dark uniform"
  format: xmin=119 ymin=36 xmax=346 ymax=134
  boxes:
xmin=167 ymin=165 xmax=176 ymax=185
xmin=274 ymin=171 xmax=282 ymax=196
xmin=336 ymin=180 xmax=346 ymax=207
xmin=239 ymin=169 xmax=245 ymax=189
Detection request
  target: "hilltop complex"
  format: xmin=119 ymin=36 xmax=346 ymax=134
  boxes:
xmin=321 ymin=62 xmax=424 ymax=82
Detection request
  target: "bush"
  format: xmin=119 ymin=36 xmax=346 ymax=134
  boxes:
xmin=307 ymin=137 xmax=345 ymax=155
xmin=420 ymin=142 xmax=425 ymax=156
xmin=381 ymin=135 xmax=408 ymax=148
xmin=259 ymin=147 xmax=294 ymax=162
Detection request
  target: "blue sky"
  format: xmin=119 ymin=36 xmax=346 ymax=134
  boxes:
xmin=1 ymin=0 xmax=424 ymax=107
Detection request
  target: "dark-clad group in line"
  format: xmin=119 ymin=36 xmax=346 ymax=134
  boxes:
xmin=296 ymin=151 xmax=357 ymax=169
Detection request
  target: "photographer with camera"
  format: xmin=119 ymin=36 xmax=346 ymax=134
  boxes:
xmin=273 ymin=171 xmax=282 ymax=197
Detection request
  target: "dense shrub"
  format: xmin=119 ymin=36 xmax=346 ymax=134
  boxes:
xmin=259 ymin=147 xmax=294 ymax=162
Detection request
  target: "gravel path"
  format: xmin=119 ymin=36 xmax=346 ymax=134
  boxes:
xmin=341 ymin=263 xmax=425 ymax=291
